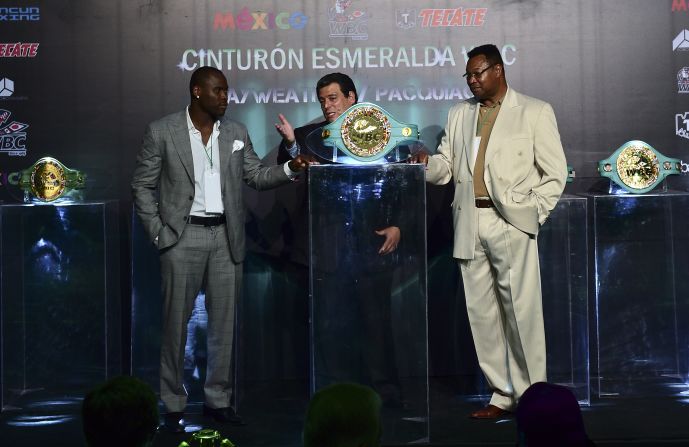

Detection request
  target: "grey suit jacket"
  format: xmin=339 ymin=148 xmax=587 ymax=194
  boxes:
xmin=131 ymin=109 xmax=291 ymax=263
xmin=426 ymin=88 xmax=567 ymax=260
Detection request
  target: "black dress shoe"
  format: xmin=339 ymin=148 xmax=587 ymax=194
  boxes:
xmin=202 ymin=405 xmax=246 ymax=425
xmin=162 ymin=412 xmax=185 ymax=433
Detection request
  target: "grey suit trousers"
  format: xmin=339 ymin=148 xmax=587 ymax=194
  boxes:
xmin=159 ymin=222 xmax=241 ymax=412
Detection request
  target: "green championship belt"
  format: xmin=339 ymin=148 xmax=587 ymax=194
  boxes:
xmin=178 ymin=429 xmax=235 ymax=447
xmin=8 ymin=157 xmax=86 ymax=202
xmin=598 ymin=141 xmax=681 ymax=194
xmin=321 ymin=102 xmax=419 ymax=163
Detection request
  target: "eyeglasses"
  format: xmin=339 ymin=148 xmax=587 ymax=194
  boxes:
xmin=463 ymin=64 xmax=495 ymax=80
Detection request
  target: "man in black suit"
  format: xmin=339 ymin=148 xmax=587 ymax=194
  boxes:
xmin=274 ymin=73 xmax=403 ymax=405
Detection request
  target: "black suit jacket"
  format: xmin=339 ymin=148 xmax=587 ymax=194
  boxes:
xmin=277 ymin=120 xmax=400 ymax=270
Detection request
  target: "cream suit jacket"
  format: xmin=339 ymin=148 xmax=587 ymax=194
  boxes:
xmin=426 ymin=88 xmax=567 ymax=260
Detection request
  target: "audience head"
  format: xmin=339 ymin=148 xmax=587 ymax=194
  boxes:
xmin=82 ymin=376 xmax=159 ymax=447
xmin=516 ymin=382 xmax=594 ymax=447
xmin=303 ymin=382 xmax=382 ymax=447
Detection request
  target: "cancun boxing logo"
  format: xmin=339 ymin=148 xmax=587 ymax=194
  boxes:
xmin=0 ymin=6 xmax=40 ymax=21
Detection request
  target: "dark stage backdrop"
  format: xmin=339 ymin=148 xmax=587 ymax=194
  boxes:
xmin=2 ymin=1 xmax=689 ymax=380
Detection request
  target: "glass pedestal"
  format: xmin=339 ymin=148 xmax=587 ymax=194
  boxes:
xmin=308 ymin=164 xmax=429 ymax=444
xmin=585 ymin=191 xmax=689 ymax=397
xmin=538 ymin=195 xmax=590 ymax=404
xmin=0 ymin=201 xmax=121 ymax=411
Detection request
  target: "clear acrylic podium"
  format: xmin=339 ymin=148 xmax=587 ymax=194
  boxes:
xmin=584 ymin=191 xmax=689 ymax=397
xmin=538 ymin=195 xmax=590 ymax=404
xmin=308 ymin=164 xmax=429 ymax=444
xmin=0 ymin=201 xmax=121 ymax=412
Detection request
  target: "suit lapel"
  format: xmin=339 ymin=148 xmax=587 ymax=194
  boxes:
xmin=464 ymin=101 xmax=479 ymax=175
xmin=484 ymin=88 xmax=519 ymax=168
xmin=170 ymin=111 xmax=195 ymax=184
xmin=218 ymin=121 xmax=234 ymax=193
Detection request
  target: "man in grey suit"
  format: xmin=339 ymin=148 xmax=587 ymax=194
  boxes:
xmin=411 ymin=44 xmax=567 ymax=418
xmin=131 ymin=66 xmax=310 ymax=432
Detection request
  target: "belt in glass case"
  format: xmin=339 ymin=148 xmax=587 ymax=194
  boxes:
xmin=597 ymin=140 xmax=681 ymax=194
xmin=321 ymin=102 xmax=419 ymax=163
xmin=8 ymin=156 xmax=86 ymax=202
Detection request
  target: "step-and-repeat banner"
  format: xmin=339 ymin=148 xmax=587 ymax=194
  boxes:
xmin=1 ymin=0 xmax=687 ymax=202
xmin=2 ymin=0 xmax=689 ymax=380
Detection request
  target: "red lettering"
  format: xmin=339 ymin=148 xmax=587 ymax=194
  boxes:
xmin=441 ymin=9 xmax=453 ymax=26
xmin=463 ymin=8 xmax=476 ymax=26
xmin=8 ymin=43 xmax=19 ymax=57
xmin=27 ymin=43 xmax=38 ymax=57
xmin=213 ymin=12 xmax=235 ymax=30
xmin=673 ymin=0 xmax=688 ymax=12
xmin=418 ymin=9 xmax=433 ymax=27
xmin=431 ymin=9 xmax=443 ymax=27
xmin=474 ymin=8 xmax=486 ymax=26
xmin=449 ymin=8 xmax=464 ymax=26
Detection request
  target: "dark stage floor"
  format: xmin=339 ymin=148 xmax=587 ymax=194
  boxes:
xmin=2 ymin=378 xmax=689 ymax=447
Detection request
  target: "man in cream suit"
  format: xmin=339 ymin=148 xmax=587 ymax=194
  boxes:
xmin=131 ymin=66 xmax=310 ymax=431
xmin=411 ymin=44 xmax=567 ymax=418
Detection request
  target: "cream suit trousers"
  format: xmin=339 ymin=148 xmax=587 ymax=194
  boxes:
xmin=460 ymin=207 xmax=546 ymax=411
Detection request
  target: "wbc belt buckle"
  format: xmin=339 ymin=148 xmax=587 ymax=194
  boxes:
xmin=321 ymin=102 xmax=419 ymax=163
xmin=8 ymin=156 xmax=86 ymax=202
xmin=598 ymin=140 xmax=681 ymax=194
xmin=178 ymin=428 xmax=235 ymax=447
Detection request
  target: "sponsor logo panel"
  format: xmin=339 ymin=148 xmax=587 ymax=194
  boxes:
xmin=676 ymin=112 xmax=689 ymax=140
xmin=0 ymin=42 xmax=39 ymax=57
xmin=396 ymin=8 xmax=487 ymax=29
xmin=396 ymin=9 xmax=416 ymax=30
xmin=673 ymin=30 xmax=689 ymax=51
xmin=0 ymin=6 xmax=40 ymax=22
xmin=679 ymin=68 xmax=689 ymax=94
xmin=213 ymin=7 xmax=307 ymax=31
xmin=673 ymin=0 xmax=689 ymax=12
xmin=0 ymin=77 xmax=28 ymax=101
xmin=0 ymin=109 xmax=28 ymax=156
xmin=0 ymin=78 xmax=14 ymax=97
xmin=328 ymin=0 xmax=368 ymax=41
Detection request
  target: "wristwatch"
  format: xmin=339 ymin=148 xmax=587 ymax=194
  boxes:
xmin=321 ymin=102 xmax=419 ymax=163
xmin=8 ymin=157 xmax=86 ymax=202
xmin=597 ymin=140 xmax=681 ymax=194
xmin=567 ymin=165 xmax=575 ymax=183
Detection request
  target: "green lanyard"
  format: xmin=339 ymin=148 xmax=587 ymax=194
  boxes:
xmin=204 ymin=138 xmax=213 ymax=169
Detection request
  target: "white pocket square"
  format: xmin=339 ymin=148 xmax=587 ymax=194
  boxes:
xmin=232 ymin=140 xmax=245 ymax=152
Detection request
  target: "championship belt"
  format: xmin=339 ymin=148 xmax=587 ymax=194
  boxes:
xmin=598 ymin=141 xmax=681 ymax=194
xmin=567 ymin=165 xmax=575 ymax=183
xmin=7 ymin=157 xmax=86 ymax=202
xmin=320 ymin=102 xmax=419 ymax=163
xmin=178 ymin=429 xmax=235 ymax=447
